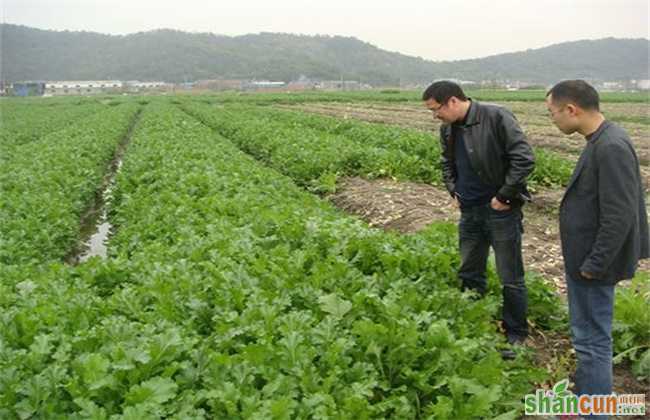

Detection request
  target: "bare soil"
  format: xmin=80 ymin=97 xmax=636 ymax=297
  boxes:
xmin=330 ymin=176 xmax=649 ymax=287
xmin=330 ymin=177 xmax=573 ymax=292
xmin=329 ymin=177 xmax=455 ymax=232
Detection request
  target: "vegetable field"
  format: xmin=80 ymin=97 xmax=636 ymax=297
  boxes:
xmin=1 ymin=92 xmax=648 ymax=419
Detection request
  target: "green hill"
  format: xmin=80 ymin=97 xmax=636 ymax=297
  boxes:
xmin=1 ymin=24 xmax=648 ymax=84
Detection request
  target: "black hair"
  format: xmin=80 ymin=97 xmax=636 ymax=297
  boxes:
xmin=546 ymin=80 xmax=600 ymax=111
xmin=421 ymin=80 xmax=468 ymax=103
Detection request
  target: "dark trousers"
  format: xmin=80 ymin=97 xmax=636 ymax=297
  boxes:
xmin=458 ymin=204 xmax=528 ymax=338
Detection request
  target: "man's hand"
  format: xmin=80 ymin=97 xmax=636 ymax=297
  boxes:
xmin=450 ymin=193 xmax=461 ymax=209
xmin=580 ymin=271 xmax=595 ymax=279
xmin=490 ymin=196 xmax=511 ymax=211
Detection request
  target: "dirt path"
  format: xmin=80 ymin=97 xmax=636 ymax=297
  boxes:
xmin=331 ymin=177 xmax=567 ymax=293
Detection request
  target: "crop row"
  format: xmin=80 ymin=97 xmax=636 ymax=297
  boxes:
xmin=182 ymin=102 xmax=572 ymax=189
xmin=0 ymin=99 xmax=110 ymax=148
xmin=1 ymin=96 xmax=644 ymax=419
xmin=0 ymin=103 xmax=546 ymax=418
xmin=0 ymin=103 xmax=140 ymax=265
xmin=110 ymin=103 xmax=555 ymax=417
xmin=192 ymin=89 xmax=650 ymax=106
xmin=180 ymin=102 xmax=441 ymax=190
xmin=253 ymin=105 xmax=575 ymax=188
xmin=254 ymin=105 xmax=575 ymax=188
xmin=180 ymin=99 xmax=650 ymax=377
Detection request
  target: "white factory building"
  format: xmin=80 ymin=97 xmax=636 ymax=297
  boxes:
xmin=45 ymin=80 xmax=123 ymax=96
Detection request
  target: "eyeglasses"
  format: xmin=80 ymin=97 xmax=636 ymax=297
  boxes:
xmin=429 ymin=102 xmax=447 ymax=114
xmin=548 ymin=106 xmax=565 ymax=118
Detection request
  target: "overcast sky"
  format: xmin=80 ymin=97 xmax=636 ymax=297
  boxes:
xmin=3 ymin=0 xmax=649 ymax=61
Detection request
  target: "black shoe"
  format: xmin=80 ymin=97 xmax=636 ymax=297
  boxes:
xmin=501 ymin=334 xmax=527 ymax=360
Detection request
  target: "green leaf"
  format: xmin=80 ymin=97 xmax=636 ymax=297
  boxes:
xmin=73 ymin=398 xmax=109 ymax=420
xmin=491 ymin=409 xmax=519 ymax=420
xmin=427 ymin=395 xmax=454 ymax=418
xmin=125 ymin=376 xmax=178 ymax=406
xmin=120 ymin=404 xmax=153 ymax=420
xmin=76 ymin=353 xmax=113 ymax=391
xmin=632 ymin=348 xmax=650 ymax=380
xmin=318 ymin=293 xmax=352 ymax=318
xmin=29 ymin=334 xmax=53 ymax=356
xmin=464 ymin=384 xmax=502 ymax=416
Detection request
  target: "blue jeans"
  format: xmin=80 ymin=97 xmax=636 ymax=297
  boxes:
xmin=458 ymin=204 xmax=528 ymax=338
xmin=567 ymin=273 xmax=614 ymax=418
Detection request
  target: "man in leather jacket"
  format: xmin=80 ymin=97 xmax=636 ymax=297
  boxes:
xmin=422 ymin=81 xmax=535 ymax=348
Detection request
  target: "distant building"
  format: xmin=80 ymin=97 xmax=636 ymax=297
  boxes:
xmin=124 ymin=80 xmax=170 ymax=93
xmin=635 ymin=80 xmax=650 ymax=90
xmin=431 ymin=78 xmax=476 ymax=87
xmin=177 ymin=82 xmax=196 ymax=90
xmin=12 ymin=81 xmax=46 ymax=96
xmin=601 ymin=81 xmax=625 ymax=91
xmin=252 ymin=81 xmax=286 ymax=89
xmin=286 ymin=79 xmax=317 ymax=91
xmin=242 ymin=80 xmax=287 ymax=91
xmin=504 ymin=81 xmax=539 ymax=90
xmin=45 ymin=80 xmax=122 ymax=96
xmin=194 ymin=79 xmax=243 ymax=91
xmin=317 ymin=80 xmax=360 ymax=91
xmin=285 ymin=75 xmax=317 ymax=91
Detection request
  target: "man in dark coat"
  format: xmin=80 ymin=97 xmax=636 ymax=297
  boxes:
xmin=546 ymin=80 xmax=649 ymax=408
xmin=422 ymin=81 xmax=535 ymax=352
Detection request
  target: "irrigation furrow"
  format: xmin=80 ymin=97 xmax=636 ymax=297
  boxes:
xmin=67 ymin=107 xmax=144 ymax=264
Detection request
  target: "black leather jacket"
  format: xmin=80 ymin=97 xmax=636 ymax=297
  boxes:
xmin=439 ymin=100 xmax=535 ymax=205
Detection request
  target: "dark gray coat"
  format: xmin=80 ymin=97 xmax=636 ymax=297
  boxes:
xmin=559 ymin=121 xmax=649 ymax=285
